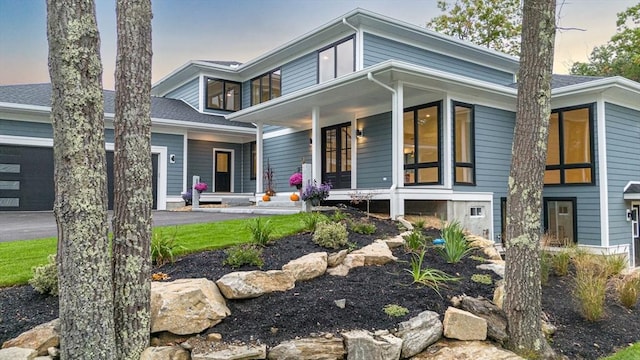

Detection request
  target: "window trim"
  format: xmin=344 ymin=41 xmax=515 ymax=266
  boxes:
xmin=317 ymin=36 xmax=355 ymax=83
xmin=403 ymin=101 xmax=443 ymax=186
xmin=452 ymin=101 xmax=476 ymax=186
xmin=205 ymin=77 xmax=242 ymax=112
xmin=250 ymin=68 xmax=281 ymax=106
xmin=543 ymin=197 xmax=578 ymax=244
xmin=545 ymin=103 xmax=596 ymax=186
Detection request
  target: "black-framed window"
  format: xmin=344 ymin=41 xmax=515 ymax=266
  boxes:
xmin=318 ymin=37 xmax=355 ymax=83
xmin=251 ymin=69 xmax=281 ymax=106
xmin=250 ymin=142 xmax=256 ymax=180
xmin=453 ymin=102 xmax=475 ymax=185
xmin=543 ymin=197 xmax=578 ymax=244
xmin=544 ymin=104 xmax=595 ymax=185
xmin=403 ymin=102 xmax=442 ymax=185
xmin=206 ymin=78 xmax=241 ymax=111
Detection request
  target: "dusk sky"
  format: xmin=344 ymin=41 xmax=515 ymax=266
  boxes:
xmin=0 ymin=0 xmax=636 ymax=90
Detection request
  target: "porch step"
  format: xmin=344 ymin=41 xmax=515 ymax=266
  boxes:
xmin=198 ymin=193 xmax=254 ymax=206
xmin=257 ymin=194 xmax=301 ymax=208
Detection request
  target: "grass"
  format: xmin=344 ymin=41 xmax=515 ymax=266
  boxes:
xmin=0 ymin=213 xmax=306 ymax=288
xmin=600 ymin=342 xmax=640 ymax=360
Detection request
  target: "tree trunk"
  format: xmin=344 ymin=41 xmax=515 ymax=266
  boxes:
xmin=504 ymin=0 xmax=556 ymax=358
xmin=112 ymin=0 xmax=153 ymax=359
xmin=46 ymin=0 xmax=116 ymax=358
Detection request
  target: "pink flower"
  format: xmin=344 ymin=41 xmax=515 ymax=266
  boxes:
xmin=289 ymin=172 xmax=303 ymax=187
xmin=194 ymin=182 xmax=208 ymax=192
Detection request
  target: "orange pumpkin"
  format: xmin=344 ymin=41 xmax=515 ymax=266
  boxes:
xmin=290 ymin=192 xmax=300 ymax=201
xmin=262 ymin=194 xmax=271 ymax=202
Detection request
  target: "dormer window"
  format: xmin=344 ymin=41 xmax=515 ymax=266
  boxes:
xmin=318 ymin=37 xmax=355 ymax=83
xmin=206 ymin=78 xmax=241 ymax=111
xmin=251 ymin=69 xmax=281 ymax=106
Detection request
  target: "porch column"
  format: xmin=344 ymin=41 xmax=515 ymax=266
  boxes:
xmin=256 ymin=122 xmax=264 ymax=194
xmin=391 ymin=82 xmax=405 ymax=219
xmin=351 ymin=115 xmax=358 ymax=189
xmin=311 ymin=106 xmax=321 ymax=182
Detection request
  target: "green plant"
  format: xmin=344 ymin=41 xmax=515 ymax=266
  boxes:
xmin=573 ymin=255 xmax=608 ymax=321
xmin=615 ymin=274 xmax=640 ymax=309
xmin=223 ymin=244 xmax=264 ymax=268
xmin=413 ymin=218 xmax=426 ymax=229
xmin=300 ymin=212 xmax=327 ymax=232
xmin=330 ymin=209 xmax=349 ymax=222
xmin=604 ymin=254 xmax=628 ymax=277
xmin=405 ymin=250 xmax=459 ymax=296
xmin=470 ymin=255 xmax=489 ymax=263
xmin=152 ymin=228 xmax=184 ymax=266
xmin=403 ymin=228 xmax=426 ymax=252
xmin=550 ymin=249 xmax=571 ymax=276
xmin=601 ymin=342 xmax=640 ymax=360
xmin=540 ymin=251 xmax=552 ymax=286
xmin=470 ymin=273 xmax=492 ymax=285
xmin=247 ymin=217 xmax=274 ymax=246
xmin=349 ymin=220 xmax=376 ymax=235
xmin=438 ymin=220 xmax=473 ymax=263
xmin=29 ymin=254 xmax=58 ymax=296
xmin=313 ymin=222 xmax=349 ymax=249
xmin=383 ymin=304 xmax=409 ymax=317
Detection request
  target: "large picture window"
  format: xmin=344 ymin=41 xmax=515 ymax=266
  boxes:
xmin=318 ymin=37 xmax=355 ymax=83
xmin=251 ymin=69 xmax=281 ymax=106
xmin=543 ymin=198 xmax=577 ymax=245
xmin=403 ymin=102 xmax=441 ymax=185
xmin=453 ymin=102 xmax=475 ymax=185
xmin=544 ymin=104 xmax=594 ymax=185
xmin=206 ymin=78 xmax=241 ymax=111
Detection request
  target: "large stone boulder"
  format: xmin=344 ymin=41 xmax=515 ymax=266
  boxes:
xmin=350 ymin=240 xmax=397 ymax=266
xmin=216 ymin=270 xmax=295 ymax=299
xmin=0 ymin=347 xmax=38 ymax=360
xmin=327 ymin=250 xmax=348 ymax=268
xmin=267 ymin=334 xmax=345 ymax=359
xmin=392 ymin=311 xmax=442 ymax=358
xmin=476 ymin=261 xmax=505 ymax=278
xmin=191 ymin=344 xmax=267 ymax=360
xmin=455 ymin=296 xmax=508 ymax=343
xmin=2 ymin=319 xmax=59 ymax=356
xmin=140 ymin=346 xmax=190 ymax=360
xmin=342 ymin=329 xmax=402 ymax=360
xmin=151 ymin=278 xmax=231 ymax=335
xmin=442 ymin=307 xmax=487 ymax=341
xmin=412 ymin=339 xmax=524 ymax=359
xmin=282 ymin=252 xmax=328 ymax=281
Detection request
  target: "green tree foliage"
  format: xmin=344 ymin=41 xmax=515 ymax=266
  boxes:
xmin=570 ymin=3 xmax=640 ymax=82
xmin=427 ymin=0 xmax=522 ymax=56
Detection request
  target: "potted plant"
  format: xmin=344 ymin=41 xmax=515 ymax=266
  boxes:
xmin=264 ymin=159 xmax=276 ymax=196
xmin=289 ymin=172 xmax=303 ymax=190
xmin=194 ymin=182 xmax=208 ymax=193
xmin=301 ymin=180 xmax=331 ymax=206
xmin=181 ymin=189 xmax=192 ymax=205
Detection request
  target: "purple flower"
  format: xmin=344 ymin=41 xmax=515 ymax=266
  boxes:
xmin=289 ymin=172 xmax=303 ymax=187
xmin=181 ymin=189 xmax=192 ymax=201
xmin=301 ymin=180 xmax=332 ymax=202
xmin=194 ymin=182 xmax=208 ymax=192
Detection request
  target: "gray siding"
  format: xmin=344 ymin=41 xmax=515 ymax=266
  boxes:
xmin=0 ymin=119 xmax=53 ymax=138
xmin=242 ymin=80 xmax=251 ymax=110
xmin=242 ymin=142 xmax=256 ymax=193
xmin=165 ymin=78 xmax=199 ymax=109
xmin=263 ymin=131 xmax=312 ymax=192
xmin=606 ymin=103 xmax=640 ymax=246
xmin=357 ymin=112 xmax=392 ymax=188
xmin=363 ymin=33 xmax=514 ymax=85
xmin=281 ymin=53 xmax=317 ymax=94
xmin=187 ymin=139 xmax=245 ymax=193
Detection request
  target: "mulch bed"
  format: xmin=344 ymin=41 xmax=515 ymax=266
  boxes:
xmin=1 ymin=207 xmax=639 ymax=359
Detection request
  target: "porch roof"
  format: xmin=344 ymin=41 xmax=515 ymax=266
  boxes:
xmin=624 ymin=182 xmax=640 ymax=200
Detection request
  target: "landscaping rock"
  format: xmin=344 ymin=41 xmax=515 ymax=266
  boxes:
xmin=140 ymin=346 xmax=190 ymax=360
xmin=327 ymin=250 xmax=348 ymax=268
xmin=466 ymin=235 xmax=495 ymax=249
xmin=326 ymin=264 xmax=350 ymax=277
xmin=412 ymin=339 xmax=524 ymax=359
xmin=455 ymin=296 xmax=507 ymax=343
xmin=342 ymin=254 xmax=365 ymax=268
xmin=493 ymin=281 xmax=505 ymax=309
xmin=282 ymin=252 xmax=327 ymax=281
xmin=1 ymin=319 xmax=59 ymax=356
xmin=267 ymin=335 xmax=345 ymax=359
xmin=442 ymin=307 xmax=487 ymax=341
xmin=392 ymin=310 xmax=442 ymax=358
xmin=350 ymin=240 xmax=397 ymax=266
xmin=151 ymin=278 xmax=231 ymax=335
xmin=216 ymin=270 xmax=295 ymax=299
xmin=334 ymin=299 xmax=346 ymax=309
xmin=0 ymin=347 xmax=38 ymax=360
xmin=476 ymin=262 xmax=505 ymax=278
xmin=482 ymin=246 xmax=503 ymax=261
xmin=342 ymin=329 xmax=402 ymax=360
xmin=192 ymin=344 xmax=266 ymax=360
xmin=382 ymin=235 xmax=405 ymax=249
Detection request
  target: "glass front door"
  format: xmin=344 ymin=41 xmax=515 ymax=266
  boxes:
xmin=214 ymin=150 xmax=231 ymax=192
xmin=322 ymin=123 xmax=351 ymax=189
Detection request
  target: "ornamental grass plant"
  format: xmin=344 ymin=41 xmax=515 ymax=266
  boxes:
xmin=438 ymin=220 xmax=474 ymax=263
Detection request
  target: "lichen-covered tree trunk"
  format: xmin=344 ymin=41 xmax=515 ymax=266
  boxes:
xmin=504 ymin=0 xmax=557 ymax=358
xmin=46 ymin=0 xmax=116 ymax=358
xmin=112 ymin=0 xmax=153 ymax=359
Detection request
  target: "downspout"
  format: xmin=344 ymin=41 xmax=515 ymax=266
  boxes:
xmin=343 ymin=18 xmax=362 ymax=70
xmin=342 ymin=18 xmax=358 ymax=32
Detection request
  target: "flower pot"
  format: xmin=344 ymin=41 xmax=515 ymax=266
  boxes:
xmin=290 ymin=193 xmax=300 ymax=201
xmin=311 ymin=198 xmax=320 ymax=206
xmin=262 ymin=194 xmax=271 ymax=202
xmin=295 ymin=184 xmax=302 ymax=190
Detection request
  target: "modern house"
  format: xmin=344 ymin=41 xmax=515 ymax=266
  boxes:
xmin=1 ymin=9 xmax=639 ymax=266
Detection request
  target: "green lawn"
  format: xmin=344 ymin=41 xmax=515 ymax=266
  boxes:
xmin=0 ymin=213 xmax=306 ymax=288
xmin=600 ymin=343 xmax=640 ymax=360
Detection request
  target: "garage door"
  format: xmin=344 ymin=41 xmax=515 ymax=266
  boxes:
xmin=0 ymin=145 xmax=158 ymax=211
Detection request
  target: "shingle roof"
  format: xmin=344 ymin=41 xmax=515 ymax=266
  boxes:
xmin=0 ymin=83 xmax=254 ymax=128
xmin=625 ymin=183 xmax=640 ymax=194
xmin=507 ymin=74 xmax=605 ymax=89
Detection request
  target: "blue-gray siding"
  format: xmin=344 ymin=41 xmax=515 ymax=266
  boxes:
xmin=187 ymin=140 xmax=246 ymax=193
xmin=165 ymin=78 xmax=199 ymax=109
xmin=242 ymin=142 xmax=256 ymax=193
xmin=357 ymin=112 xmax=392 ymax=188
xmin=605 ymin=103 xmax=640 ymax=246
xmin=263 ymin=131 xmax=312 ymax=192
xmin=281 ymin=53 xmax=317 ymax=94
xmin=363 ymin=33 xmax=514 ymax=85
xmin=242 ymin=80 xmax=251 ymax=110
xmin=0 ymin=119 xmax=53 ymax=138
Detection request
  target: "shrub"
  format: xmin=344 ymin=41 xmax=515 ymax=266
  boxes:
xmin=152 ymin=228 xmax=184 ymax=266
xmin=573 ymin=254 xmax=608 ymax=321
xmin=223 ymin=244 xmax=264 ymax=268
xmin=313 ymin=222 xmax=349 ymax=249
xmin=615 ymin=274 xmax=640 ymax=309
xmin=300 ymin=212 xmax=327 ymax=232
xmin=540 ymin=252 xmax=552 ymax=286
xmin=405 ymin=250 xmax=459 ymax=296
xmin=438 ymin=220 xmax=473 ymax=263
xmin=247 ymin=217 xmax=274 ymax=246
xmin=29 ymin=254 xmax=58 ymax=296
xmin=383 ymin=304 xmax=409 ymax=317
xmin=413 ymin=218 xmax=426 ymax=229
xmin=349 ymin=220 xmax=376 ymax=235
xmin=604 ymin=254 xmax=628 ymax=277
xmin=330 ymin=209 xmax=349 ymax=222
xmin=550 ymin=249 xmax=571 ymax=276
xmin=471 ymin=273 xmax=493 ymax=285
xmin=403 ymin=228 xmax=426 ymax=252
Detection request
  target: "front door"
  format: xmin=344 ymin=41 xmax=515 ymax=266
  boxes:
xmin=214 ymin=150 xmax=232 ymax=192
xmin=322 ymin=123 xmax=351 ymax=189
xmin=633 ymin=204 xmax=639 ymax=266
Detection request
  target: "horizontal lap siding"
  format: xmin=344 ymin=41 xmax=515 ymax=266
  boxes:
xmin=363 ymin=33 xmax=513 ymax=85
xmin=281 ymin=53 xmax=317 ymax=94
xmin=357 ymin=112 xmax=392 ymax=188
xmin=0 ymin=119 xmax=53 ymax=138
xmin=263 ymin=131 xmax=312 ymax=192
xmin=242 ymin=142 xmax=256 ymax=193
xmin=606 ymin=103 xmax=640 ymax=246
xmin=187 ymin=140 xmax=244 ymax=193
xmin=165 ymin=78 xmax=199 ymax=109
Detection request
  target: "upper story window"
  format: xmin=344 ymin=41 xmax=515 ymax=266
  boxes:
xmin=403 ymin=102 xmax=442 ymax=185
xmin=453 ymin=102 xmax=475 ymax=185
xmin=318 ymin=37 xmax=355 ymax=83
xmin=206 ymin=78 xmax=241 ymax=111
xmin=251 ymin=69 xmax=281 ymax=106
xmin=544 ymin=104 xmax=595 ymax=185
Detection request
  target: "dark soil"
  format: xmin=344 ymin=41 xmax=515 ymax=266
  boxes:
xmin=1 ymin=207 xmax=639 ymax=359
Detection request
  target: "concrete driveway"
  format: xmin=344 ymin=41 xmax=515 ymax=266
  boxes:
xmin=0 ymin=211 xmax=257 ymax=242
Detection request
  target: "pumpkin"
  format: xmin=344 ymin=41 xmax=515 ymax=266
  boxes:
xmin=262 ymin=194 xmax=270 ymax=202
xmin=290 ymin=192 xmax=300 ymax=201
